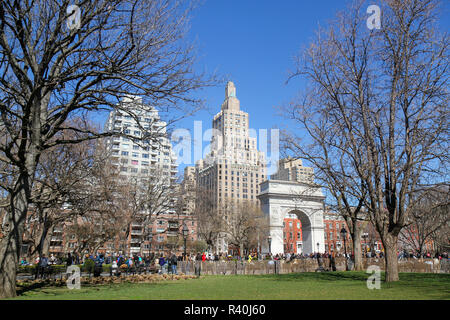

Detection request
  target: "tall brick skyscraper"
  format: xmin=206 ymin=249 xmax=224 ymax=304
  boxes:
xmin=196 ymin=81 xmax=267 ymax=252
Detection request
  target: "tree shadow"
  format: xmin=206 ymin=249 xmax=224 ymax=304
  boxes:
xmin=16 ymin=281 xmax=54 ymax=295
xmin=256 ymin=271 xmax=371 ymax=282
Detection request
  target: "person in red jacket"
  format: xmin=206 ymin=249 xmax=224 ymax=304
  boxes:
xmin=202 ymin=252 xmax=206 ymax=262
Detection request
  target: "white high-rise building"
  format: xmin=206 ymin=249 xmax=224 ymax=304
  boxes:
xmin=104 ymin=95 xmax=178 ymax=183
xmin=104 ymin=95 xmax=179 ymax=254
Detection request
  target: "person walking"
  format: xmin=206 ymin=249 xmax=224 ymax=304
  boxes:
xmin=38 ymin=254 xmax=49 ymax=279
xmin=329 ymin=250 xmax=336 ymax=271
xmin=170 ymin=253 xmax=178 ymax=275
xmin=195 ymin=252 xmax=202 ymax=277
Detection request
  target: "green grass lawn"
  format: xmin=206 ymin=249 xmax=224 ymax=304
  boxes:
xmin=10 ymin=272 xmax=450 ymax=300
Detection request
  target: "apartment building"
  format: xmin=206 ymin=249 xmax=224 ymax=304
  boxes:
xmin=271 ymin=157 xmax=314 ymax=184
xmin=104 ymin=95 xmax=181 ymax=255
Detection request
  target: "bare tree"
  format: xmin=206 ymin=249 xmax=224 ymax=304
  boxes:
xmin=399 ymin=187 xmax=449 ymax=255
xmin=63 ymin=143 xmax=130 ymax=257
xmin=224 ymin=200 xmax=269 ymax=258
xmin=22 ymin=123 xmax=102 ymax=263
xmin=193 ymin=187 xmax=224 ymax=252
xmin=279 ymin=145 xmax=369 ymax=270
xmin=0 ymin=0 xmax=214 ymax=297
xmin=124 ymin=168 xmax=177 ymax=253
xmin=282 ymin=0 xmax=448 ymax=281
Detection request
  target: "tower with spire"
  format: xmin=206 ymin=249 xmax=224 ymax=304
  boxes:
xmin=195 ymin=81 xmax=267 ymax=253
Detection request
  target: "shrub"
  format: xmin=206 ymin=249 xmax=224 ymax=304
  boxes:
xmin=83 ymin=259 xmax=95 ymax=274
xmin=103 ymin=264 xmax=111 ymax=273
xmin=17 ymin=264 xmax=68 ymax=274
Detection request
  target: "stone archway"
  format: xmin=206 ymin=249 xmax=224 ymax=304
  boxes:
xmin=258 ymin=180 xmax=325 ymax=255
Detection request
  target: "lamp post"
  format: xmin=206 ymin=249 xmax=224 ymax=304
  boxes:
xmin=317 ymin=242 xmax=320 ymax=253
xmin=268 ymin=236 xmax=272 ymax=257
xmin=340 ymin=227 xmax=349 ymax=271
xmin=182 ymin=222 xmax=189 ymax=261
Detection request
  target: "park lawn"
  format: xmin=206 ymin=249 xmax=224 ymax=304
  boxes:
xmin=11 ymin=272 xmax=450 ymax=300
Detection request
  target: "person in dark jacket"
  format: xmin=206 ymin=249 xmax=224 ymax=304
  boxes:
xmin=39 ymin=254 xmax=49 ymax=279
xmin=195 ymin=253 xmax=202 ymax=277
xmin=66 ymin=253 xmax=73 ymax=267
xmin=170 ymin=253 xmax=178 ymax=275
xmin=94 ymin=254 xmax=104 ymax=277
xmin=158 ymin=254 xmax=165 ymax=274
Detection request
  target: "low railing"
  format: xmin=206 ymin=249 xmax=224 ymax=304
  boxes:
xmin=176 ymin=258 xmax=448 ymax=275
xmin=17 ymin=258 xmax=448 ymax=281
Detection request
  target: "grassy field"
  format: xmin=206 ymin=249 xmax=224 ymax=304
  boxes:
xmin=10 ymin=272 xmax=450 ymax=300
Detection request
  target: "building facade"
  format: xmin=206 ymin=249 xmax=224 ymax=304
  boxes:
xmin=195 ymin=81 xmax=267 ymax=253
xmin=103 ymin=96 xmax=193 ymax=256
xmin=271 ymin=157 xmax=314 ymax=184
xmin=283 ymin=214 xmax=303 ymax=254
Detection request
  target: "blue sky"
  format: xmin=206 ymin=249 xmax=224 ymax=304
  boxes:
xmin=175 ymin=0 xmax=350 ymax=174
xmin=172 ymin=0 xmax=450 ymax=176
xmin=94 ymin=0 xmax=449 ymax=176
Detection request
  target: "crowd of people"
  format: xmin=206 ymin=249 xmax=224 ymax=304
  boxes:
xmin=19 ymin=249 xmax=449 ymax=271
xmin=397 ymin=250 xmax=448 ymax=260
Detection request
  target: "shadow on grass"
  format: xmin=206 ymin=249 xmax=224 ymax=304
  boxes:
xmin=16 ymin=281 xmax=58 ymax=296
xmin=256 ymin=271 xmax=372 ymax=282
xmin=256 ymin=271 xmax=450 ymax=282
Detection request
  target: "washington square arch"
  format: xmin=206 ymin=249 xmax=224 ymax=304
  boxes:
xmin=257 ymin=180 xmax=326 ymax=255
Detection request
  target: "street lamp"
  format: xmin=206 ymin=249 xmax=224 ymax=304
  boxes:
xmin=317 ymin=242 xmax=320 ymax=253
xmin=267 ymin=236 xmax=272 ymax=255
xmin=182 ymin=222 xmax=189 ymax=262
xmin=340 ymin=227 xmax=349 ymax=271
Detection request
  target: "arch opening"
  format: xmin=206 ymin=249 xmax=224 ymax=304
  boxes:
xmin=286 ymin=209 xmax=314 ymax=255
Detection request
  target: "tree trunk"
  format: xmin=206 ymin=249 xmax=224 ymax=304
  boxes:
xmin=0 ymin=178 xmax=30 ymax=298
xmin=383 ymin=233 xmax=399 ymax=282
xmin=352 ymin=228 xmax=364 ymax=271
